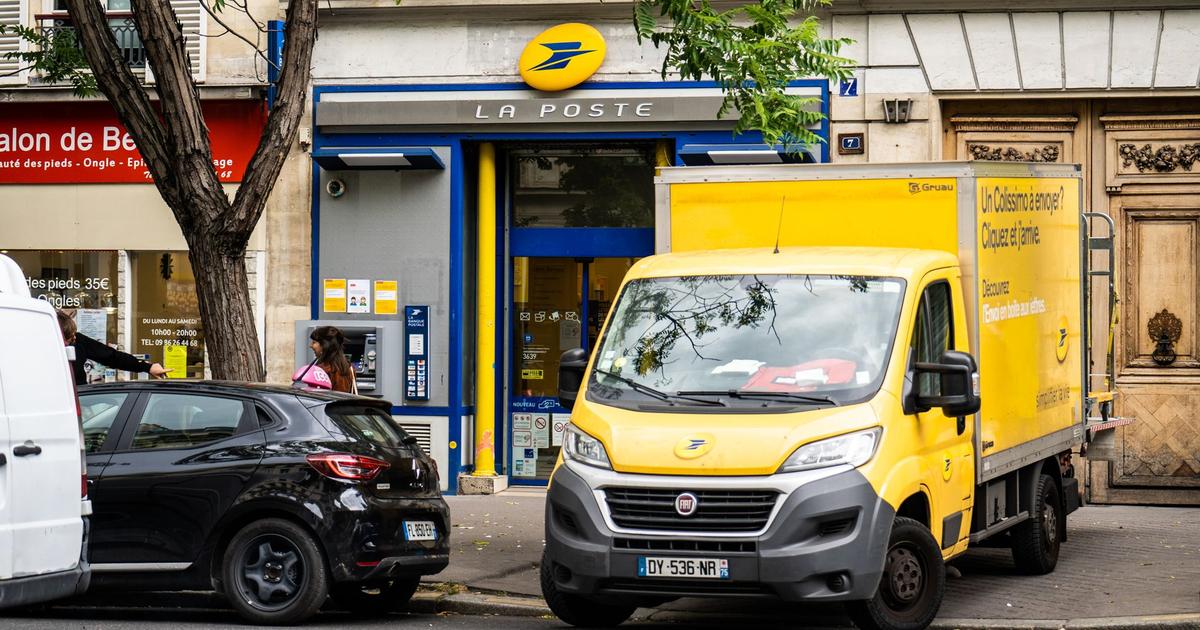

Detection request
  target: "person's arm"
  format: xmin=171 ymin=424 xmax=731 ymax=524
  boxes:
xmin=74 ymin=333 xmax=159 ymax=375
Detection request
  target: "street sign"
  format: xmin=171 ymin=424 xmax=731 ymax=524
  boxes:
xmin=838 ymin=78 xmax=858 ymax=97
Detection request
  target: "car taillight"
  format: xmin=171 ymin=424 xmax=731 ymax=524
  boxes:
xmin=81 ymin=470 xmax=88 ymax=499
xmin=306 ymin=454 xmax=390 ymax=481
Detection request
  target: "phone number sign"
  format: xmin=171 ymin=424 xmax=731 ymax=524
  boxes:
xmin=0 ymin=100 xmax=264 ymax=184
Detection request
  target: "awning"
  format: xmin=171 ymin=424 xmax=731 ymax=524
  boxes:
xmin=678 ymin=144 xmax=817 ymax=166
xmin=313 ymin=148 xmax=445 ymax=171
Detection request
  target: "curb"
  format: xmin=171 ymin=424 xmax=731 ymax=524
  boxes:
xmin=412 ymin=590 xmax=551 ymax=618
xmin=418 ymin=588 xmax=1200 ymax=629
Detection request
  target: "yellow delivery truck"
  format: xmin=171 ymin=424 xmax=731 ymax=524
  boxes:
xmin=541 ymin=162 xmax=1115 ymax=630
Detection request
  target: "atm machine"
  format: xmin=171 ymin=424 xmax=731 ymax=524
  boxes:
xmin=294 ymin=320 xmax=403 ymax=399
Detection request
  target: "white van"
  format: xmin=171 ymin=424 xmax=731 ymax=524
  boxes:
xmin=0 ymin=253 xmax=91 ymax=609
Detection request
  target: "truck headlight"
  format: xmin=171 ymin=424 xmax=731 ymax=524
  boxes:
xmin=778 ymin=428 xmax=882 ymax=473
xmin=563 ymin=424 xmax=611 ymax=470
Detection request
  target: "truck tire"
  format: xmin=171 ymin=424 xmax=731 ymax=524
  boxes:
xmin=846 ymin=517 xmax=945 ymax=630
xmin=330 ymin=577 xmax=419 ymax=617
xmin=221 ymin=518 xmax=329 ymax=625
xmin=540 ymin=554 xmax=635 ymax=627
xmin=1010 ymin=473 xmax=1061 ymax=575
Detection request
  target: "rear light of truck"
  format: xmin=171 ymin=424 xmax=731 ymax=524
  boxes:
xmin=306 ymin=453 xmax=390 ymax=481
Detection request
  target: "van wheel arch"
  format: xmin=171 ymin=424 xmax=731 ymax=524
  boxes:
xmin=896 ymin=492 xmax=931 ymax=529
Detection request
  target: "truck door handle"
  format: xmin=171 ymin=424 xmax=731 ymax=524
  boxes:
xmin=0 ymin=453 xmax=6 ymax=466
xmin=13 ymin=443 xmax=43 ymax=457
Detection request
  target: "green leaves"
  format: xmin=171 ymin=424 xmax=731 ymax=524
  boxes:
xmin=634 ymin=0 xmax=855 ymax=150
xmin=0 ymin=23 xmax=98 ymax=96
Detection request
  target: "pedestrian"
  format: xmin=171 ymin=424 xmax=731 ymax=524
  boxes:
xmin=56 ymin=309 xmax=170 ymax=385
xmin=309 ymin=325 xmax=356 ymax=394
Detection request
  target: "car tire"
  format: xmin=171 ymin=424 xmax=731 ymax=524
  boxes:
xmin=1010 ymin=473 xmax=1061 ymax=575
xmin=846 ymin=516 xmax=946 ymax=630
xmin=540 ymin=554 xmax=635 ymax=628
xmin=222 ymin=518 xmax=329 ymax=625
xmin=330 ymin=577 xmax=420 ymax=617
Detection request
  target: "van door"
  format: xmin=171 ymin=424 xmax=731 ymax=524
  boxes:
xmin=0 ymin=303 xmax=83 ymax=578
xmin=0 ymin=366 xmax=12 ymax=581
xmin=908 ymin=274 xmax=975 ymax=554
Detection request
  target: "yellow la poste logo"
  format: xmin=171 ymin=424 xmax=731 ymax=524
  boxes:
xmin=674 ymin=434 xmax=715 ymax=459
xmin=519 ymin=23 xmax=606 ymax=92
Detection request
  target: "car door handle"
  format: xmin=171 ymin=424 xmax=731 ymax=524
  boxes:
xmin=0 ymin=453 xmax=6 ymax=466
xmin=13 ymin=443 xmax=43 ymax=457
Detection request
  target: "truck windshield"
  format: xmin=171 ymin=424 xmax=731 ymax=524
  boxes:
xmin=587 ymin=274 xmax=905 ymax=409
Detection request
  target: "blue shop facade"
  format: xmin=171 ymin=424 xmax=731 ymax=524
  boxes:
xmin=303 ymin=24 xmax=829 ymax=493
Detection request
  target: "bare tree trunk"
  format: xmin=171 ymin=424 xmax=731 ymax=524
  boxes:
xmin=186 ymin=235 xmax=263 ymax=380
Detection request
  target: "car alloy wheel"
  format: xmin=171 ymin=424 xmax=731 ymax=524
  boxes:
xmin=237 ymin=533 xmax=308 ymax=612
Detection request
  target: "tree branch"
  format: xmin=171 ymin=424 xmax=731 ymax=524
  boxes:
xmin=227 ymin=0 xmax=317 ymax=242
xmin=63 ymin=0 xmax=176 ymax=205
xmin=129 ymin=0 xmax=226 ymax=233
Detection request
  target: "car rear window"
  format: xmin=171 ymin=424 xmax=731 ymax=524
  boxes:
xmin=325 ymin=404 xmax=409 ymax=447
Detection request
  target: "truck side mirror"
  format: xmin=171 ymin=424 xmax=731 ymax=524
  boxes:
xmin=557 ymin=348 xmax=589 ymax=410
xmin=913 ymin=350 xmax=981 ymax=418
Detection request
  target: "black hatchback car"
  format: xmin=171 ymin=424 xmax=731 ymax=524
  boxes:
xmin=76 ymin=381 xmax=449 ymax=624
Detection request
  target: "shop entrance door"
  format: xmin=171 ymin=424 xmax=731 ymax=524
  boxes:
xmin=504 ymin=144 xmax=658 ymax=484
xmin=510 ymin=257 xmax=636 ymax=481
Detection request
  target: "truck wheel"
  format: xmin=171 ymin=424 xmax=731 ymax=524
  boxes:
xmin=330 ymin=577 xmax=419 ymax=617
xmin=540 ymin=555 xmax=635 ymax=627
xmin=1011 ymin=473 xmax=1061 ymax=575
xmin=846 ymin=517 xmax=945 ymax=630
xmin=222 ymin=518 xmax=329 ymax=625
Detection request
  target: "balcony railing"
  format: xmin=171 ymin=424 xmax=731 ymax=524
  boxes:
xmin=35 ymin=13 xmax=146 ymax=69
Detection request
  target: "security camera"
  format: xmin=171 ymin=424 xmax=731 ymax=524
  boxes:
xmin=326 ymin=178 xmax=346 ymax=198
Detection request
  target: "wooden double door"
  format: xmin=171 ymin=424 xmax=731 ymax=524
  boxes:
xmin=945 ymin=99 xmax=1200 ymax=505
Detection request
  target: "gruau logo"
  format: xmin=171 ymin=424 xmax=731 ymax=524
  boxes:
xmin=519 ymin=23 xmax=606 ymax=92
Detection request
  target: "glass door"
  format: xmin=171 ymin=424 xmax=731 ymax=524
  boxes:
xmin=504 ymin=143 xmax=657 ymax=484
xmin=510 ymin=256 xmax=636 ymax=482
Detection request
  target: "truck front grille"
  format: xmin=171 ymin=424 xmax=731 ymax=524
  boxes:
xmin=603 ymin=488 xmax=778 ymax=532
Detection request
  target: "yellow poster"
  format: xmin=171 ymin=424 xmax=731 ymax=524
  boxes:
xmin=374 ymin=280 xmax=398 ymax=315
xmin=323 ymin=278 xmax=347 ymax=313
xmin=164 ymin=344 xmax=187 ymax=379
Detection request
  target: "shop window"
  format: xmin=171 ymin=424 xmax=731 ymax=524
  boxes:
xmin=132 ymin=251 xmax=206 ymax=379
xmin=4 ymin=249 xmax=119 ymax=339
xmin=510 ymin=146 xmax=655 ymax=228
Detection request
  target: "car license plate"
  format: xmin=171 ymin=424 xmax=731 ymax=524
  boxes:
xmin=403 ymin=520 xmax=437 ymax=541
xmin=637 ymin=556 xmax=729 ymax=579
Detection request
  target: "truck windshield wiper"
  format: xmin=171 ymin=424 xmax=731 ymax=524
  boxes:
xmin=677 ymin=389 xmax=839 ymax=407
xmin=593 ymin=369 xmax=727 ymax=407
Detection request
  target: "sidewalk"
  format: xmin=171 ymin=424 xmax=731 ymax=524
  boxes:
xmin=422 ymin=490 xmax=1200 ymax=628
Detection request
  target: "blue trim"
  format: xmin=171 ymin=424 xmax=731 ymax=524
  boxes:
xmin=678 ymin=143 xmax=818 ymax=165
xmin=314 ymin=79 xmax=829 ymax=94
xmin=390 ymin=405 xmax=455 ymax=416
xmin=493 ymin=149 xmax=508 ymax=475
xmin=313 ymin=147 xmax=446 ymax=171
xmin=511 ymin=228 xmax=655 ymax=258
xmin=309 ymin=161 xmax=321 ymax=320
xmin=446 ymin=142 xmax=465 ymax=495
xmin=266 ymin=20 xmax=284 ymax=110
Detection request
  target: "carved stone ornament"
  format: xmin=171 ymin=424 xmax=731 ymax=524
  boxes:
xmin=968 ymin=144 xmax=1060 ymax=163
xmin=1147 ymin=309 xmax=1183 ymax=366
xmin=1119 ymin=143 xmax=1200 ymax=173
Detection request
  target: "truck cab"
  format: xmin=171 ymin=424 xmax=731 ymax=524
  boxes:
xmin=541 ymin=163 xmax=1097 ymax=630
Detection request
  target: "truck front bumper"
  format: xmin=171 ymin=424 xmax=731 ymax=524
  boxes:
xmin=544 ymin=461 xmax=894 ymax=603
